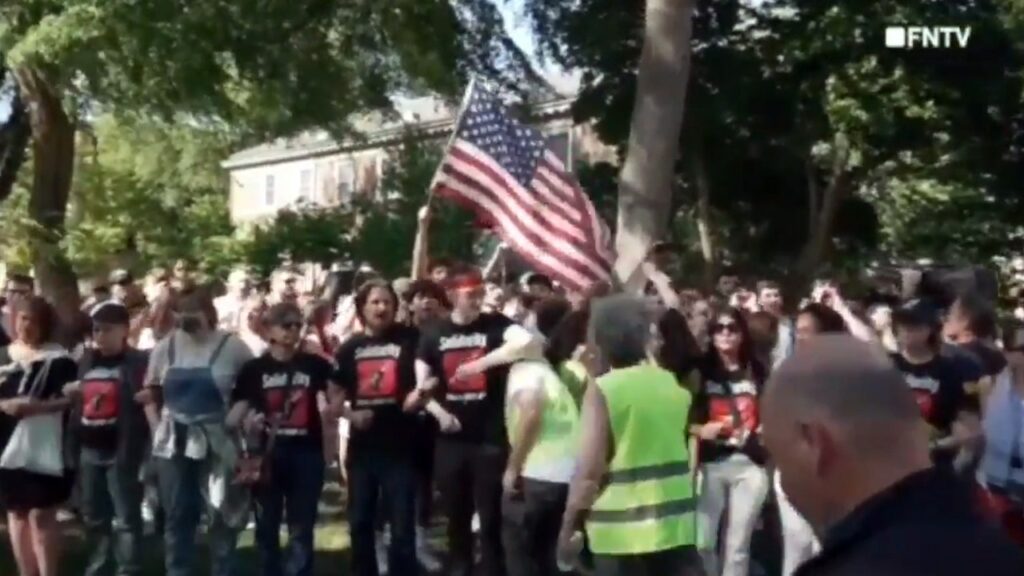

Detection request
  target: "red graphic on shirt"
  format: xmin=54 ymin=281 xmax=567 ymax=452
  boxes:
xmin=265 ymin=387 xmax=311 ymax=430
xmin=82 ymin=379 xmax=119 ymax=421
xmin=707 ymin=382 xmax=759 ymax=439
xmin=912 ymin=389 xmax=936 ymax=421
xmin=356 ymin=358 xmax=398 ymax=399
xmin=443 ymin=348 xmax=487 ymax=393
xmin=904 ymin=375 xmax=938 ymax=423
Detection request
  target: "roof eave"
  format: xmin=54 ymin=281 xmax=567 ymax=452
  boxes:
xmin=221 ymin=97 xmax=576 ymax=171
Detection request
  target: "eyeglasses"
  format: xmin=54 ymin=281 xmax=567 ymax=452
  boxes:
xmin=278 ymin=321 xmax=303 ymax=331
xmin=712 ymin=323 xmax=739 ymax=335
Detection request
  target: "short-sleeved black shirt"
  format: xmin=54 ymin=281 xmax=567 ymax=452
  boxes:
xmin=891 ymin=353 xmax=977 ymax=438
xmin=334 ymin=324 xmax=420 ymax=455
xmin=692 ymin=358 xmax=767 ymax=465
xmin=232 ymin=352 xmax=333 ymax=450
xmin=416 ymin=312 xmax=514 ymax=446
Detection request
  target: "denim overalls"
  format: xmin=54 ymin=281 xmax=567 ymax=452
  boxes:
xmin=156 ymin=333 xmax=243 ymax=576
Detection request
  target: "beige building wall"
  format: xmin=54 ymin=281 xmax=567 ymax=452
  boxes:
xmin=225 ymin=105 xmax=615 ymax=226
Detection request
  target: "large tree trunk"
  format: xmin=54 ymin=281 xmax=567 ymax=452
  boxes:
xmin=796 ymin=132 xmax=851 ymax=283
xmin=613 ymin=0 xmax=696 ymax=292
xmin=694 ymin=148 xmax=717 ymax=291
xmin=0 ymin=84 xmax=31 ymax=203
xmin=14 ymin=66 xmax=81 ymax=332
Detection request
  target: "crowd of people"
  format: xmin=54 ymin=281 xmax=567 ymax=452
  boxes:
xmin=0 ymin=244 xmax=1023 ymax=576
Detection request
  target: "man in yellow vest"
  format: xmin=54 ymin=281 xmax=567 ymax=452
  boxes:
xmin=556 ymin=294 xmax=703 ymax=576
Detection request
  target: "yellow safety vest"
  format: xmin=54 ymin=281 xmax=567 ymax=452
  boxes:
xmin=506 ymin=360 xmax=580 ymax=474
xmin=586 ymin=363 xmax=697 ymax=555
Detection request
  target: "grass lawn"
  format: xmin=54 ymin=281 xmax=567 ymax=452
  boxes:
xmin=0 ymin=480 xmax=360 ymax=575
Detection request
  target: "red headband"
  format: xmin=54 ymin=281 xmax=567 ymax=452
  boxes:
xmin=448 ymin=274 xmax=483 ymax=291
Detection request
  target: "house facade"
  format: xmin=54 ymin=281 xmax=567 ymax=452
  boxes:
xmin=222 ymin=96 xmax=616 ymax=225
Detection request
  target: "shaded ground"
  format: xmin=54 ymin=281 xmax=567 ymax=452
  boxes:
xmin=0 ymin=479 xmax=363 ymax=575
xmin=0 ymin=474 xmax=783 ymax=576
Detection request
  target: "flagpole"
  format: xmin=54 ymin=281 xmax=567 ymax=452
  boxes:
xmin=425 ymin=77 xmax=478 ymax=207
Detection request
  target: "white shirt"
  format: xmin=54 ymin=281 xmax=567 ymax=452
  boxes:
xmin=506 ymin=360 xmax=576 ymax=483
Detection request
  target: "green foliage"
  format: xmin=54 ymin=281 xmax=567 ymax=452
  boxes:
xmin=0 ymin=115 xmax=237 ymax=280
xmin=0 ymin=185 xmax=35 ymax=271
xmin=236 ymin=203 xmax=354 ymax=279
xmin=525 ymin=0 xmax=1024 ymax=276
xmin=349 ymin=135 xmax=475 ymax=278
xmin=234 ymin=134 xmax=476 ymax=280
xmin=1 ymin=0 xmax=543 ymax=293
xmin=1 ymin=1 xmax=542 ymax=140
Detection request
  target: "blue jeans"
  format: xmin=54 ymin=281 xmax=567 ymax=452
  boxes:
xmin=156 ymin=454 xmax=240 ymax=576
xmin=254 ymin=443 xmax=326 ymax=576
xmin=347 ymin=450 xmax=418 ymax=576
xmin=80 ymin=451 xmax=144 ymax=576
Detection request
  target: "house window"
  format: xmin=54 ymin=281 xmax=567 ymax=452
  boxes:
xmin=299 ymin=169 xmax=312 ymax=200
xmin=264 ymin=174 xmax=275 ymax=206
xmin=336 ymin=161 xmax=355 ymax=203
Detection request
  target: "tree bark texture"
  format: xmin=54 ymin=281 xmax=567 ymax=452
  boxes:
xmin=613 ymin=0 xmax=696 ymax=292
xmin=14 ymin=65 xmax=82 ymax=331
xmin=797 ymin=132 xmax=851 ymax=282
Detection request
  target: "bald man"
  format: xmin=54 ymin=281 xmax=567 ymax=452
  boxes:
xmin=762 ymin=335 xmax=1024 ymax=576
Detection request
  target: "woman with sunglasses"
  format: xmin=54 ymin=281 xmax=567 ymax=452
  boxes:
xmin=692 ymin=308 xmax=769 ymax=576
xmin=228 ymin=302 xmax=338 ymax=576
xmin=138 ymin=286 xmax=253 ymax=576
xmin=333 ymin=279 xmax=424 ymax=576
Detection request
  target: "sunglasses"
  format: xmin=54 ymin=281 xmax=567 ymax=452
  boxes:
xmin=712 ymin=322 xmax=740 ymax=335
xmin=276 ymin=321 xmax=303 ymax=330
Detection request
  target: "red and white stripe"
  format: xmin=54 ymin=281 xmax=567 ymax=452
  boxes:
xmin=434 ymin=140 xmax=612 ymax=292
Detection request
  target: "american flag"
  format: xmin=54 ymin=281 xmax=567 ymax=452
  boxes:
xmin=432 ymin=84 xmax=613 ymax=292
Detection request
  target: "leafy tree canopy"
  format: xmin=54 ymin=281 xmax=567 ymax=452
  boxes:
xmin=0 ymin=114 xmax=237 ymax=281
xmin=525 ymin=0 xmax=1024 ymax=281
xmin=1 ymin=0 xmax=544 ymax=138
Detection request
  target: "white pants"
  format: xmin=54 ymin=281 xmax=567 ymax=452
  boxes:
xmin=697 ymin=453 xmax=769 ymax=576
xmin=775 ymin=471 xmax=820 ymax=576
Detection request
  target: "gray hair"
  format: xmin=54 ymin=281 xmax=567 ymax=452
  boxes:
xmin=588 ymin=294 xmax=652 ymax=368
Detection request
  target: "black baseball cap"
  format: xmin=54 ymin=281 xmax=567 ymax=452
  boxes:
xmin=90 ymin=301 xmax=131 ymax=325
xmin=892 ymin=299 xmax=941 ymax=327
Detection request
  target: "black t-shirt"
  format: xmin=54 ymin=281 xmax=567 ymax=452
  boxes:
xmin=941 ymin=342 xmax=985 ymax=384
xmin=959 ymin=340 xmax=1007 ymax=379
xmin=692 ymin=359 xmax=766 ymax=464
xmin=0 ymin=352 xmax=77 ymax=454
xmin=891 ymin=353 xmax=978 ymax=438
xmin=334 ymin=325 xmax=420 ymax=455
xmin=78 ymin=352 xmax=128 ymax=452
xmin=417 ymin=312 xmax=514 ymax=446
xmin=232 ymin=352 xmax=333 ymax=450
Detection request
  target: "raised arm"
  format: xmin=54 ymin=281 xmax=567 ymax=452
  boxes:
xmin=410 ymin=205 xmax=431 ymax=280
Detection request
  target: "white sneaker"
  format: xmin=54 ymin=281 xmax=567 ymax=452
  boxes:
xmin=141 ymin=501 xmax=157 ymax=536
xmin=416 ymin=526 xmax=442 ymax=573
xmin=376 ymin=529 xmax=390 ymax=575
